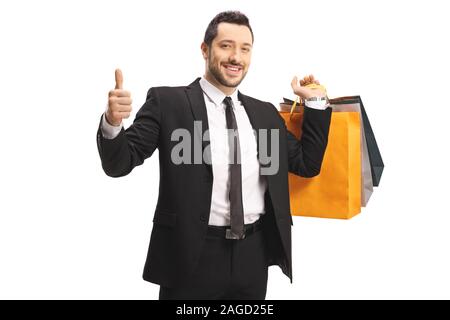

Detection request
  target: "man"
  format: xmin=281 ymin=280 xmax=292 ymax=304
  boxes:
xmin=97 ymin=11 xmax=331 ymax=299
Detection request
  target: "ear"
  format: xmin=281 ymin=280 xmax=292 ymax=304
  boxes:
xmin=200 ymin=42 xmax=208 ymax=60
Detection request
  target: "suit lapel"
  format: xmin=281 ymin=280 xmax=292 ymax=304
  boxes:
xmin=185 ymin=78 xmax=211 ymax=169
xmin=239 ymin=92 xmax=277 ymax=191
xmin=238 ymin=91 xmax=266 ymax=156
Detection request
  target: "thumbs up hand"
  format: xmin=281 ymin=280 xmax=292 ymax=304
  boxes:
xmin=106 ymin=69 xmax=132 ymax=126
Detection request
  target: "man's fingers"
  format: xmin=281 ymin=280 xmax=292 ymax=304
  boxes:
xmin=109 ymin=89 xmax=131 ymax=97
xmin=111 ymin=111 xmax=131 ymax=119
xmin=109 ymin=96 xmax=132 ymax=106
xmin=120 ymin=112 xmax=131 ymax=119
xmin=115 ymin=97 xmax=133 ymax=105
xmin=115 ymin=68 xmax=123 ymax=90
xmin=299 ymin=74 xmax=320 ymax=86
xmin=111 ymin=104 xmax=132 ymax=112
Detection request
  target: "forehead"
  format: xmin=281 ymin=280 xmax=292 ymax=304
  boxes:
xmin=214 ymin=22 xmax=253 ymax=45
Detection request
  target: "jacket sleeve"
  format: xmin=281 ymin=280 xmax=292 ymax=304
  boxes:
xmin=96 ymin=87 xmax=161 ymax=177
xmin=284 ymin=106 xmax=332 ymax=177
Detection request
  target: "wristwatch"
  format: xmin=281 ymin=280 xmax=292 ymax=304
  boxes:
xmin=306 ymin=96 xmax=328 ymax=102
xmin=305 ymin=96 xmax=330 ymax=110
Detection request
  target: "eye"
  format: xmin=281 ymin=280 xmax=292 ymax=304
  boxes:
xmin=221 ymin=44 xmax=231 ymax=48
xmin=242 ymin=47 xmax=250 ymax=53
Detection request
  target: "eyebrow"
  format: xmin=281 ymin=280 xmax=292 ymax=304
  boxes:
xmin=219 ymin=39 xmax=253 ymax=47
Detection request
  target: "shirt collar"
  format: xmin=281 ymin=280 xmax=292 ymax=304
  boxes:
xmin=199 ymin=77 xmax=239 ymax=109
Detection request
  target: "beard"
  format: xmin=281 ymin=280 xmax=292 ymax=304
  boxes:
xmin=208 ymin=51 xmax=248 ymax=88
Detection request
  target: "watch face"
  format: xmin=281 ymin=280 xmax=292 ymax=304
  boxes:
xmin=307 ymin=97 xmax=326 ymax=101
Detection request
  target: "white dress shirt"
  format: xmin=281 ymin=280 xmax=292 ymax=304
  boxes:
xmin=100 ymin=77 xmax=328 ymax=226
xmin=198 ymin=77 xmax=267 ymax=226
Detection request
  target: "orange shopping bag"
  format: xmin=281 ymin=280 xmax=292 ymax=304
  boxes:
xmin=279 ymin=100 xmax=361 ymax=219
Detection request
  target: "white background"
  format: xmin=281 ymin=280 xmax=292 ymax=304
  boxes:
xmin=1 ymin=0 xmax=449 ymax=299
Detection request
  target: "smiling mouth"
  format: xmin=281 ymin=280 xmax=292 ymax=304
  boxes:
xmin=223 ymin=64 xmax=243 ymax=76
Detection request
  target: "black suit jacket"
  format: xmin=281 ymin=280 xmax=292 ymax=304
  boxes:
xmin=96 ymin=78 xmax=331 ymax=288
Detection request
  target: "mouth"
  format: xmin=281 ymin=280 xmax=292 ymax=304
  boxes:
xmin=223 ymin=64 xmax=243 ymax=77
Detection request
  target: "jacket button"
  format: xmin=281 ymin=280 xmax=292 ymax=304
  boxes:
xmin=200 ymin=215 xmax=207 ymax=222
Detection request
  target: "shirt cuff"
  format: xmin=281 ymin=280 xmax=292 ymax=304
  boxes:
xmin=101 ymin=113 xmax=123 ymax=139
xmin=304 ymin=99 xmax=329 ymax=110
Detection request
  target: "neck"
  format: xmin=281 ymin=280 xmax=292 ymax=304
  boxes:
xmin=204 ymin=72 xmax=236 ymax=96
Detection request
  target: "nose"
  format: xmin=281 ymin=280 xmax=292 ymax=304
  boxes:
xmin=229 ymin=48 xmax=242 ymax=65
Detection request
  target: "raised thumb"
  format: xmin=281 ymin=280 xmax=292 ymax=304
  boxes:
xmin=115 ymin=68 xmax=123 ymax=90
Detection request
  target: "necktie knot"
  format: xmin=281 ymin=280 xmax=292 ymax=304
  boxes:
xmin=223 ymin=96 xmax=233 ymax=110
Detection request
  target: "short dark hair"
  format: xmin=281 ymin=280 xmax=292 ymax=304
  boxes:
xmin=203 ymin=11 xmax=254 ymax=47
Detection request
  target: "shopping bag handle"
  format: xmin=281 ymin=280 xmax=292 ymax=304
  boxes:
xmin=289 ymin=96 xmax=301 ymax=120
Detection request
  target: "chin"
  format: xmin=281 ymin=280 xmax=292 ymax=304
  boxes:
xmin=222 ymin=74 xmax=246 ymax=88
xmin=224 ymin=79 xmax=242 ymax=87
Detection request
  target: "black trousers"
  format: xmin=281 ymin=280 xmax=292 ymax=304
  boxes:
xmin=159 ymin=221 xmax=268 ymax=300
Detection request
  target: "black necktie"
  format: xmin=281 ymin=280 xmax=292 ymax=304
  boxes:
xmin=223 ymin=97 xmax=245 ymax=240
